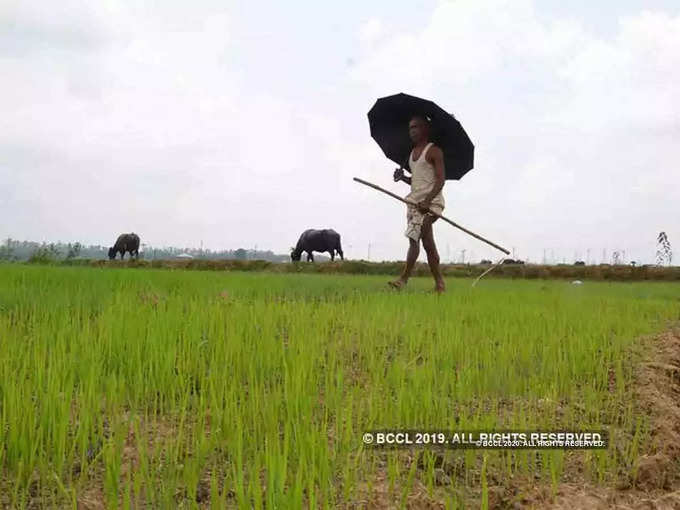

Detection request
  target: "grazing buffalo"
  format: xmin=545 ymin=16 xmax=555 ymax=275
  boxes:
xmin=291 ymin=229 xmax=344 ymax=262
xmin=108 ymin=233 xmax=140 ymax=260
xmin=502 ymin=259 xmax=525 ymax=265
xmin=574 ymin=260 xmax=585 ymax=266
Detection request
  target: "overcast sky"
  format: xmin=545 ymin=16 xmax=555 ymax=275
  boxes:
xmin=2 ymin=0 xmax=679 ymax=264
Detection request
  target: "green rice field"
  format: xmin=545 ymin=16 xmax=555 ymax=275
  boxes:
xmin=0 ymin=264 xmax=678 ymax=508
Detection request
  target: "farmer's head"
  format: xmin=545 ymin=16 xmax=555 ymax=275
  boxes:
xmin=409 ymin=115 xmax=431 ymax=144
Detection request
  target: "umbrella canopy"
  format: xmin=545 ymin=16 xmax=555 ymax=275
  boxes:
xmin=367 ymin=93 xmax=474 ymax=180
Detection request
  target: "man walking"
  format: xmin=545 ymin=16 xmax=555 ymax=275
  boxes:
xmin=389 ymin=115 xmax=446 ymax=293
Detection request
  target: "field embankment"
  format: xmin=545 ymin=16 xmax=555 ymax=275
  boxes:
xmin=46 ymin=258 xmax=680 ymax=282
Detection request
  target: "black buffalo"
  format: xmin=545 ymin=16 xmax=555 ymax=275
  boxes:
xmin=108 ymin=233 xmax=140 ymax=260
xmin=574 ymin=260 xmax=585 ymax=266
xmin=291 ymin=229 xmax=344 ymax=262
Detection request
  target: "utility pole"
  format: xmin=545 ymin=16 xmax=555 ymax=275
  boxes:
xmin=586 ymin=248 xmax=590 ymax=265
xmin=542 ymin=249 xmax=546 ymax=265
xmin=367 ymin=242 xmax=371 ymax=261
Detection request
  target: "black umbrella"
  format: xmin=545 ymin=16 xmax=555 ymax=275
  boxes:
xmin=367 ymin=92 xmax=474 ymax=180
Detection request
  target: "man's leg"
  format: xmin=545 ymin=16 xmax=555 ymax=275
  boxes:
xmin=390 ymin=238 xmax=420 ymax=288
xmin=390 ymin=205 xmax=424 ymax=289
xmin=421 ymin=215 xmax=445 ymax=293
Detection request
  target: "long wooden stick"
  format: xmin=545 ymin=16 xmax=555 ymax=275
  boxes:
xmin=353 ymin=177 xmax=510 ymax=255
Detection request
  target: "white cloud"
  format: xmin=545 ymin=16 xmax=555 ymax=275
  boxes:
xmin=359 ymin=18 xmax=384 ymax=44
xmin=1 ymin=1 xmax=330 ymax=250
xmin=1 ymin=0 xmax=678 ymax=264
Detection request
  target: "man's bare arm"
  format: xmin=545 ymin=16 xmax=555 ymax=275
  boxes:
xmin=424 ymin=146 xmax=445 ymax=202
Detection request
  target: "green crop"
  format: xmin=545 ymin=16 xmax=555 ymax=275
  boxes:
xmin=0 ymin=264 xmax=677 ymax=508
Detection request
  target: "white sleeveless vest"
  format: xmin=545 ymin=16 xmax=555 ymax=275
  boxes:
xmin=405 ymin=142 xmax=445 ymax=209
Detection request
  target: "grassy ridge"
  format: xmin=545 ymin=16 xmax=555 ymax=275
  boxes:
xmin=48 ymin=257 xmax=680 ymax=281
xmin=0 ymin=265 xmax=678 ymax=508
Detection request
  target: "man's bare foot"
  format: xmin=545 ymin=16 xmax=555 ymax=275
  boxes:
xmin=434 ymin=282 xmax=445 ymax=294
xmin=388 ymin=279 xmax=406 ymax=290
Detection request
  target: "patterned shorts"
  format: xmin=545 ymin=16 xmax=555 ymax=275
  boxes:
xmin=405 ymin=203 xmax=443 ymax=242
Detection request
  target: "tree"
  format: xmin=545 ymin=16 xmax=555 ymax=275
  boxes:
xmin=656 ymin=232 xmax=672 ymax=266
xmin=28 ymin=243 xmax=61 ymax=264
xmin=0 ymin=238 xmax=14 ymax=261
xmin=66 ymin=242 xmax=82 ymax=259
xmin=234 ymin=248 xmax=247 ymax=260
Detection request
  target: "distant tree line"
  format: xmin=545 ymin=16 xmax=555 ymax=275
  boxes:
xmin=0 ymin=238 xmax=292 ymax=263
xmin=0 ymin=239 xmax=94 ymax=262
xmin=142 ymin=245 xmax=291 ymax=262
